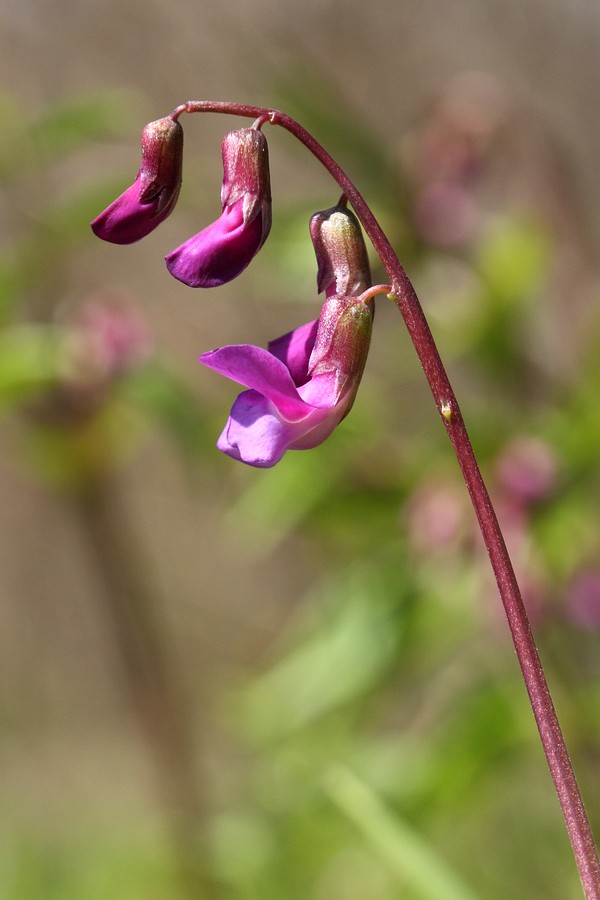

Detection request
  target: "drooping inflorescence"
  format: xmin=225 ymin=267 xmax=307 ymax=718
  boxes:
xmin=92 ymin=117 xmax=383 ymax=466
xmin=90 ymin=102 xmax=600 ymax=894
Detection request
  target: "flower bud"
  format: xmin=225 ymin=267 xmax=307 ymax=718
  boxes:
xmin=220 ymin=128 xmax=272 ymax=245
xmin=307 ymin=295 xmax=373 ymax=405
xmin=138 ymin=117 xmax=184 ymax=214
xmin=166 ymin=127 xmax=271 ymax=288
xmin=91 ymin=116 xmax=183 ymax=245
xmin=309 ymin=204 xmax=371 ymax=297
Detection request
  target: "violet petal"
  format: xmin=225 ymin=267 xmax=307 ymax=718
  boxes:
xmin=165 ymin=199 xmax=264 ymax=288
xmin=200 ymin=345 xmax=311 ymax=421
xmin=267 ymin=319 xmax=318 ymax=386
xmin=217 ymin=389 xmax=301 ymax=468
xmin=91 ymin=176 xmax=177 ymax=245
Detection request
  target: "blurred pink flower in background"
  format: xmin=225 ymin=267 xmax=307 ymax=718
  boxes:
xmin=496 ymin=436 xmax=559 ymax=506
xmin=565 ymin=570 xmax=600 ymax=631
xmin=68 ymin=296 xmax=153 ymax=382
xmin=405 ymin=480 xmax=469 ymax=553
xmin=33 ymin=295 xmax=155 ymax=426
xmin=413 ymin=181 xmax=480 ymax=248
xmin=408 ymin=72 xmax=511 ymax=248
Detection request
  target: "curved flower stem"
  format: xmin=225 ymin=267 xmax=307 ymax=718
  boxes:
xmin=172 ymin=100 xmax=600 ymax=897
xmin=359 ymin=284 xmax=393 ymax=304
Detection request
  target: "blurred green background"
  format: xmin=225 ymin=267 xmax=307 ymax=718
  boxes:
xmin=1 ymin=2 xmax=600 ymax=898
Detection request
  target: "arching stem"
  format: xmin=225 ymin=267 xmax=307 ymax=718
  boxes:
xmin=172 ymin=100 xmax=600 ymax=897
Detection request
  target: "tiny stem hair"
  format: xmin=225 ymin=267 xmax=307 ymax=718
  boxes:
xmin=172 ymin=100 xmax=600 ymax=896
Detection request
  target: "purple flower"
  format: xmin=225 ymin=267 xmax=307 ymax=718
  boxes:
xmin=165 ymin=196 xmax=266 ymax=288
xmin=199 ymin=202 xmax=374 ymax=466
xmin=201 ymin=294 xmax=373 ymax=467
xmin=91 ymin=116 xmax=183 ymax=244
xmin=166 ymin=127 xmax=271 ymax=288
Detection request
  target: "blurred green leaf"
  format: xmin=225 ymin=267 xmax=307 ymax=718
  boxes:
xmin=226 ymin=449 xmax=345 ymax=557
xmin=476 ymin=217 xmax=549 ymax=310
xmin=6 ymin=823 xmax=178 ymax=900
xmin=0 ymin=325 xmax=61 ymax=411
xmin=124 ymin=363 xmax=215 ymax=467
xmin=0 ymin=179 xmax=126 ymax=319
xmin=239 ymin=564 xmax=405 ymax=740
xmin=0 ymin=90 xmax=132 ymax=181
xmin=325 ymin=765 xmax=480 ymax=900
xmin=30 ymin=91 xmax=132 ymax=158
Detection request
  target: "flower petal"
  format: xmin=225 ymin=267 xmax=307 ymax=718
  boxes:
xmin=165 ymin=199 xmax=265 ymax=288
xmin=200 ymin=344 xmax=310 ymax=421
xmin=287 ymin=402 xmax=347 ymax=450
xmin=217 ymin=389 xmax=301 ymax=468
xmin=91 ymin=177 xmax=177 ymax=245
xmin=267 ymin=319 xmax=318 ymax=386
xmin=297 ymin=370 xmax=344 ymax=409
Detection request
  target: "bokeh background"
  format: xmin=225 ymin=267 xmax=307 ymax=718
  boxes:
xmin=2 ymin=1 xmax=600 ymax=897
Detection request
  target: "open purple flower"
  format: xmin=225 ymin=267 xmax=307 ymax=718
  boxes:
xmin=200 ymin=202 xmax=374 ymax=467
xmin=166 ymin=127 xmax=271 ymax=287
xmin=201 ymin=295 xmax=373 ymax=467
xmin=91 ymin=116 xmax=183 ymax=244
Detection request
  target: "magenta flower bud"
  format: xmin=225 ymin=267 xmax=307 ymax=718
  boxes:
xmin=220 ymin=128 xmax=272 ymax=236
xmin=166 ymin=127 xmax=271 ymax=288
xmin=200 ymin=293 xmax=373 ymax=468
xmin=309 ymin=204 xmax=371 ymax=297
xmin=91 ymin=116 xmax=183 ymax=245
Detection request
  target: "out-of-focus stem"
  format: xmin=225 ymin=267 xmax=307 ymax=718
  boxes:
xmin=74 ymin=475 xmax=213 ymax=898
xmin=173 ymin=100 xmax=600 ymax=897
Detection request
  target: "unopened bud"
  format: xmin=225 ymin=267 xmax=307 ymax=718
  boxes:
xmin=165 ymin=126 xmax=272 ymax=288
xmin=220 ymin=127 xmax=272 ymax=241
xmin=138 ymin=116 xmax=184 ymax=213
xmin=308 ymin=294 xmax=373 ymax=403
xmin=310 ymin=205 xmax=371 ymax=297
xmin=91 ymin=115 xmax=183 ymax=244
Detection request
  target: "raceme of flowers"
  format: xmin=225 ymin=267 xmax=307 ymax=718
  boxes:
xmin=92 ymin=114 xmax=377 ymax=466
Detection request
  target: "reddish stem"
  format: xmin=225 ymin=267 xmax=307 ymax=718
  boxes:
xmin=172 ymin=100 xmax=600 ymax=897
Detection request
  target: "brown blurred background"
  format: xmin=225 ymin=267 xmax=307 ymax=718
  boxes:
xmin=1 ymin=1 xmax=600 ymax=897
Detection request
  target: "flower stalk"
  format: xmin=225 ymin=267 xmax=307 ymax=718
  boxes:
xmin=91 ymin=98 xmax=599 ymax=896
xmin=168 ymin=99 xmax=600 ymax=897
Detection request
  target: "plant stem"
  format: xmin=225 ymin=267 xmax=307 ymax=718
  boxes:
xmin=173 ymin=100 xmax=600 ymax=897
xmin=75 ymin=474 xmax=215 ymax=898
